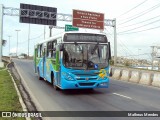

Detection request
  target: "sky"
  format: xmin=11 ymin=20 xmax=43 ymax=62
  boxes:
xmin=1 ymin=0 xmax=160 ymax=61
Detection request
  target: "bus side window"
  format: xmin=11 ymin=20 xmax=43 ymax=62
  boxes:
xmin=37 ymin=45 xmax=41 ymax=57
xmin=36 ymin=48 xmax=38 ymax=57
xmin=52 ymin=40 xmax=57 ymax=58
xmin=47 ymin=42 xmax=52 ymax=58
xmin=39 ymin=44 xmax=43 ymax=57
xmin=43 ymin=43 xmax=47 ymax=57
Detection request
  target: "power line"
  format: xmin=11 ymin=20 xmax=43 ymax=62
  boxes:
xmin=118 ymin=25 xmax=160 ymax=35
xmin=118 ymin=3 xmax=160 ymax=25
xmin=118 ymin=39 xmax=137 ymax=56
xmin=30 ymin=33 xmax=44 ymax=40
xmin=105 ymin=28 xmax=137 ymax=58
xmin=119 ymin=2 xmax=160 ymax=22
xmin=118 ymin=18 xmax=160 ymax=33
xmin=19 ymin=33 xmax=44 ymax=44
xmin=117 ymin=0 xmax=148 ymax=18
xmin=118 ymin=14 xmax=160 ymax=28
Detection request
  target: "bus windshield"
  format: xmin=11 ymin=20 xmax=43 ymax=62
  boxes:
xmin=63 ymin=43 xmax=109 ymax=70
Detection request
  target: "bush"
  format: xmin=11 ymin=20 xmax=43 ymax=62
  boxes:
xmin=109 ymin=59 xmax=114 ymax=65
xmin=125 ymin=60 xmax=131 ymax=66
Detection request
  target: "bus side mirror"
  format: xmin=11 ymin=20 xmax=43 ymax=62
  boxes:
xmin=108 ymin=42 xmax=111 ymax=60
xmin=60 ymin=44 xmax=64 ymax=51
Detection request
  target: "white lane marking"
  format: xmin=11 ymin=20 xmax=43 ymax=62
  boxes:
xmin=113 ymin=93 xmax=132 ymax=100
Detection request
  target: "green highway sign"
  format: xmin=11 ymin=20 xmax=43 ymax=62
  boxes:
xmin=65 ymin=24 xmax=79 ymax=31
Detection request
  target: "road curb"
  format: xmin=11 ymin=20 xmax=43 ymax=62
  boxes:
xmin=8 ymin=70 xmax=31 ymax=120
xmin=6 ymin=62 xmax=31 ymax=120
xmin=14 ymin=61 xmax=47 ymax=120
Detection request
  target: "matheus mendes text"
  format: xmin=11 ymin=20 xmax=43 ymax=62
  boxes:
xmin=128 ymin=112 xmax=159 ymax=117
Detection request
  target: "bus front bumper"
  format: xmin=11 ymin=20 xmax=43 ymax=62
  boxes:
xmin=61 ymin=79 xmax=109 ymax=90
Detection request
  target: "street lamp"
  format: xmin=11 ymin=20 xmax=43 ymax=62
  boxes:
xmin=8 ymin=35 xmax=11 ymax=56
xmin=15 ymin=30 xmax=20 ymax=57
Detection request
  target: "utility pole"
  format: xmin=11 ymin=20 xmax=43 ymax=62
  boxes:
xmin=0 ymin=4 xmax=4 ymax=67
xmin=8 ymin=35 xmax=11 ymax=56
xmin=15 ymin=29 xmax=20 ymax=57
xmin=138 ymin=49 xmax=141 ymax=60
xmin=151 ymin=46 xmax=155 ymax=70
xmin=113 ymin=18 xmax=117 ymax=65
xmin=28 ymin=24 xmax=30 ymax=58
xmin=138 ymin=49 xmax=141 ymax=66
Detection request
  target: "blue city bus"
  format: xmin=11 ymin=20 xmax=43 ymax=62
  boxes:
xmin=34 ymin=32 xmax=111 ymax=90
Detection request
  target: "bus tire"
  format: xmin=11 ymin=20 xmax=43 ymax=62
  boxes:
xmin=54 ymin=84 xmax=59 ymax=90
xmin=38 ymin=68 xmax=43 ymax=80
xmin=51 ymin=72 xmax=59 ymax=90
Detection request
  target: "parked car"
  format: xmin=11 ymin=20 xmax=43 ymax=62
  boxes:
xmin=18 ymin=55 xmax=24 ymax=59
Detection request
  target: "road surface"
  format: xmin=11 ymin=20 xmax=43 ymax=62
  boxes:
xmin=13 ymin=59 xmax=160 ymax=120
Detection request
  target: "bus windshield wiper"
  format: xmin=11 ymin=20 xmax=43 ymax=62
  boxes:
xmin=91 ymin=44 xmax=98 ymax=55
xmin=97 ymin=45 xmax=101 ymax=62
xmin=91 ymin=44 xmax=101 ymax=62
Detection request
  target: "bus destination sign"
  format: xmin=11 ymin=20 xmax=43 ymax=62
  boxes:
xmin=64 ymin=33 xmax=107 ymax=43
xmin=73 ymin=9 xmax=104 ymax=30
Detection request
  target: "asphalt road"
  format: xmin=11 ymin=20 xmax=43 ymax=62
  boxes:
xmin=13 ymin=59 xmax=160 ymax=120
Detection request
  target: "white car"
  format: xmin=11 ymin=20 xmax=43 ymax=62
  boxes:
xmin=18 ymin=55 xmax=24 ymax=59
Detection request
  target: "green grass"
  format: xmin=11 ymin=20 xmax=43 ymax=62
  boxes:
xmin=0 ymin=70 xmax=25 ymax=120
xmin=0 ymin=68 xmax=5 ymax=70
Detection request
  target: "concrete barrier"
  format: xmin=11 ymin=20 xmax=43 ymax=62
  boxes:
xmin=112 ymin=69 xmax=121 ymax=80
xmin=129 ymin=71 xmax=140 ymax=83
xmin=120 ymin=70 xmax=130 ymax=81
xmin=139 ymin=72 xmax=152 ymax=85
xmin=152 ymin=73 xmax=160 ymax=87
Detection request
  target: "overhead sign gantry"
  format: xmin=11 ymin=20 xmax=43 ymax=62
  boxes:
xmin=20 ymin=3 xmax=57 ymax=26
xmin=0 ymin=4 xmax=117 ymax=67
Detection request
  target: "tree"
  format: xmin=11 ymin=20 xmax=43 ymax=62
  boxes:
xmin=2 ymin=40 xmax=7 ymax=46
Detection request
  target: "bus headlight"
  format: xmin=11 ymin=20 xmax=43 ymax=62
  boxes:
xmin=100 ymin=82 xmax=107 ymax=86
xmin=63 ymin=72 xmax=74 ymax=81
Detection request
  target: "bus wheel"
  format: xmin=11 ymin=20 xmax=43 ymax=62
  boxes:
xmin=54 ymin=84 xmax=59 ymax=90
xmin=38 ymin=68 xmax=43 ymax=80
xmin=51 ymin=72 xmax=59 ymax=90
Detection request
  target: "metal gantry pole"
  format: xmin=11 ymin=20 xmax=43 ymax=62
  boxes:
xmin=8 ymin=35 xmax=11 ymax=56
xmin=49 ymin=25 xmax=53 ymax=37
xmin=113 ymin=18 xmax=117 ymax=65
xmin=44 ymin=25 xmax=46 ymax=40
xmin=0 ymin=4 xmax=4 ymax=67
